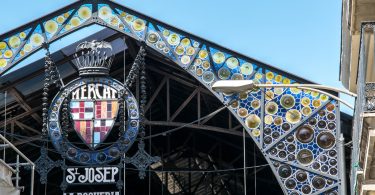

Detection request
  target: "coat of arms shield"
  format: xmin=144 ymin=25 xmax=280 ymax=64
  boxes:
xmin=69 ymin=86 xmax=119 ymax=149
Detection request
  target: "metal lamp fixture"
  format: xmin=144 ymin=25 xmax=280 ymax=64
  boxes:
xmin=212 ymin=80 xmax=356 ymax=110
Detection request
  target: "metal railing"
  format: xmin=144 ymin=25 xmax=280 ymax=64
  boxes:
xmin=365 ymin=82 xmax=375 ymax=111
xmin=0 ymin=134 xmax=34 ymax=195
xmin=351 ymin=23 xmax=375 ymax=195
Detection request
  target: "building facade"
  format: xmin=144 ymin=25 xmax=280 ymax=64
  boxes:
xmin=341 ymin=0 xmax=375 ymax=194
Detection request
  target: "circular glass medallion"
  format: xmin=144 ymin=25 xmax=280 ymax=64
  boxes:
xmin=79 ymin=6 xmax=92 ymax=20
xmin=251 ymin=100 xmax=260 ymax=109
xmin=237 ymin=108 xmax=248 ymax=118
xmin=278 ymin=165 xmax=292 ymax=178
xmin=301 ymin=185 xmax=311 ymax=194
xmin=9 ymin=36 xmax=21 ymax=48
xmin=196 ymin=68 xmax=203 ymax=76
xmin=226 ymin=57 xmax=239 ymax=69
xmin=180 ymin=55 xmax=190 ymax=65
xmin=269 ymin=148 xmax=277 ymax=155
xmin=285 ymin=109 xmax=301 ymax=124
xmin=295 ymin=171 xmax=307 ymax=182
xmin=109 ymin=147 xmax=120 ymax=158
xmin=132 ymin=19 xmax=145 ymax=32
xmin=321 ymin=165 xmax=329 ymax=172
xmin=245 ymin=114 xmax=261 ymax=129
xmin=329 ymin=159 xmax=337 ymax=166
xmin=98 ymin=6 xmax=112 ymax=20
xmin=264 ymin=115 xmax=273 ymax=125
xmin=175 ymin=45 xmax=185 ymax=55
xmin=198 ymin=50 xmax=208 ymax=59
xmin=79 ymin=153 xmax=90 ymax=163
xmin=285 ymin=178 xmax=296 ymax=189
xmin=278 ymin=150 xmax=287 ymax=159
xmin=301 ymin=97 xmax=310 ymax=107
xmin=265 ymin=102 xmax=278 ymax=115
xmin=277 ymin=142 xmax=285 ymax=149
xmin=180 ymin=38 xmax=190 ymax=46
xmin=280 ymin=94 xmax=295 ymax=109
xmin=327 ymin=113 xmax=335 ymax=120
xmin=312 ymin=176 xmax=326 ymax=189
xmin=274 ymin=88 xmax=284 ymax=95
xmin=274 ymin=117 xmax=283 ymax=126
xmin=319 ymin=155 xmax=327 ymax=162
xmin=319 ymin=110 xmax=326 ymax=117
xmin=67 ymin=148 xmax=77 ymax=158
xmin=282 ymin=123 xmax=291 ymax=131
xmin=326 ymin=103 xmax=335 ymax=112
xmin=49 ymin=121 xmax=58 ymax=130
xmin=96 ymin=152 xmax=107 ymax=162
xmin=231 ymin=73 xmax=244 ymax=80
xmin=186 ymin=47 xmax=195 ymax=55
xmin=312 ymin=162 xmax=321 ymax=170
xmin=30 ymin=33 xmax=44 ymax=47
xmin=252 ymin=129 xmax=260 ymax=137
xmin=330 ymin=168 xmax=337 ymax=175
xmin=286 ymin=135 xmax=294 ymax=142
xmin=202 ymin=61 xmax=210 ymax=69
xmin=239 ymin=92 xmax=248 ymax=100
xmin=327 ymin=123 xmax=336 ymax=130
xmin=287 ymin=144 xmax=296 ymax=152
xmin=240 ymin=62 xmax=253 ymax=75
xmin=313 ymin=99 xmax=321 ymax=108
xmin=320 ymin=94 xmax=329 ymax=102
xmin=231 ymin=101 xmax=239 ymax=108
xmin=329 ymin=150 xmax=337 ymax=157
xmin=218 ymin=67 xmax=231 ymax=80
xmin=288 ymin=154 xmax=295 ymax=161
xmin=264 ymin=136 xmax=272 ymax=144
xmin=264 ymin=128 xmax=272 ymax=135
xmin=301 ymin=106 xmax=312 ymax=116
xmin=309 ymin=117 xmax=317 ymax=126
xmin=296 ymin=125 xmax=314 ymax=143
xmin=213 ymin=51 xmax=225 ymax=64
xmin=266 ymin=72 xmax=274 ymax=80
xmin=202 ymin=71 xmax=214 ymax=83
xmin=167 ymin=33 xmax=180 ymax=46
xmin=290 ymin=86 xmax=301 ymax=94
xmin=156 ymin=41 xmax=165 ymax=50
xmin=44 ymin=20 xmax=58 ymax=35
xmin=317 ymin=132 xmax=335 ymax=149
xmin=297 ymin=149 xmax=313 ymax=165
xmin=272 ymin=131 xmax=280 ymax=139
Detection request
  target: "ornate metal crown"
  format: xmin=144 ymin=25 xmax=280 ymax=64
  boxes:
xmin=73 ymin=40 xmax=114 ymax=76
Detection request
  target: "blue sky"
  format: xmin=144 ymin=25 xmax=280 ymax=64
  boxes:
xmin=0 ymin=1 xmax=350 ymax=113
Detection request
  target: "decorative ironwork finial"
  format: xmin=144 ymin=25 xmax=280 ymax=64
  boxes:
xmin=73 ymin=40 xmax=114 ymax=76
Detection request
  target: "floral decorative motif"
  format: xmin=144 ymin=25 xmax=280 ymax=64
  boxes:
xmin=126 ymin=141 xmax=160 ymax=179
xmin=34 ymin=147 xmax=61 ymax=184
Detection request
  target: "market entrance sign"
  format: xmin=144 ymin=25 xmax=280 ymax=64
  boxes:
xmin=66 ymin=167 xmax=119 ymax=184
xmin=45 ymin=41 xmax=142 ymax=193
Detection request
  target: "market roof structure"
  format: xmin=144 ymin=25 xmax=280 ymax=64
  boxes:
xmin=0 ymin=0 xmax=352 ymax=194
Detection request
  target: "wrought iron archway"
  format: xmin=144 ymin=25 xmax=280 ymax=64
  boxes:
xmin=0 ymin=0 xmax=345 ymax=194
